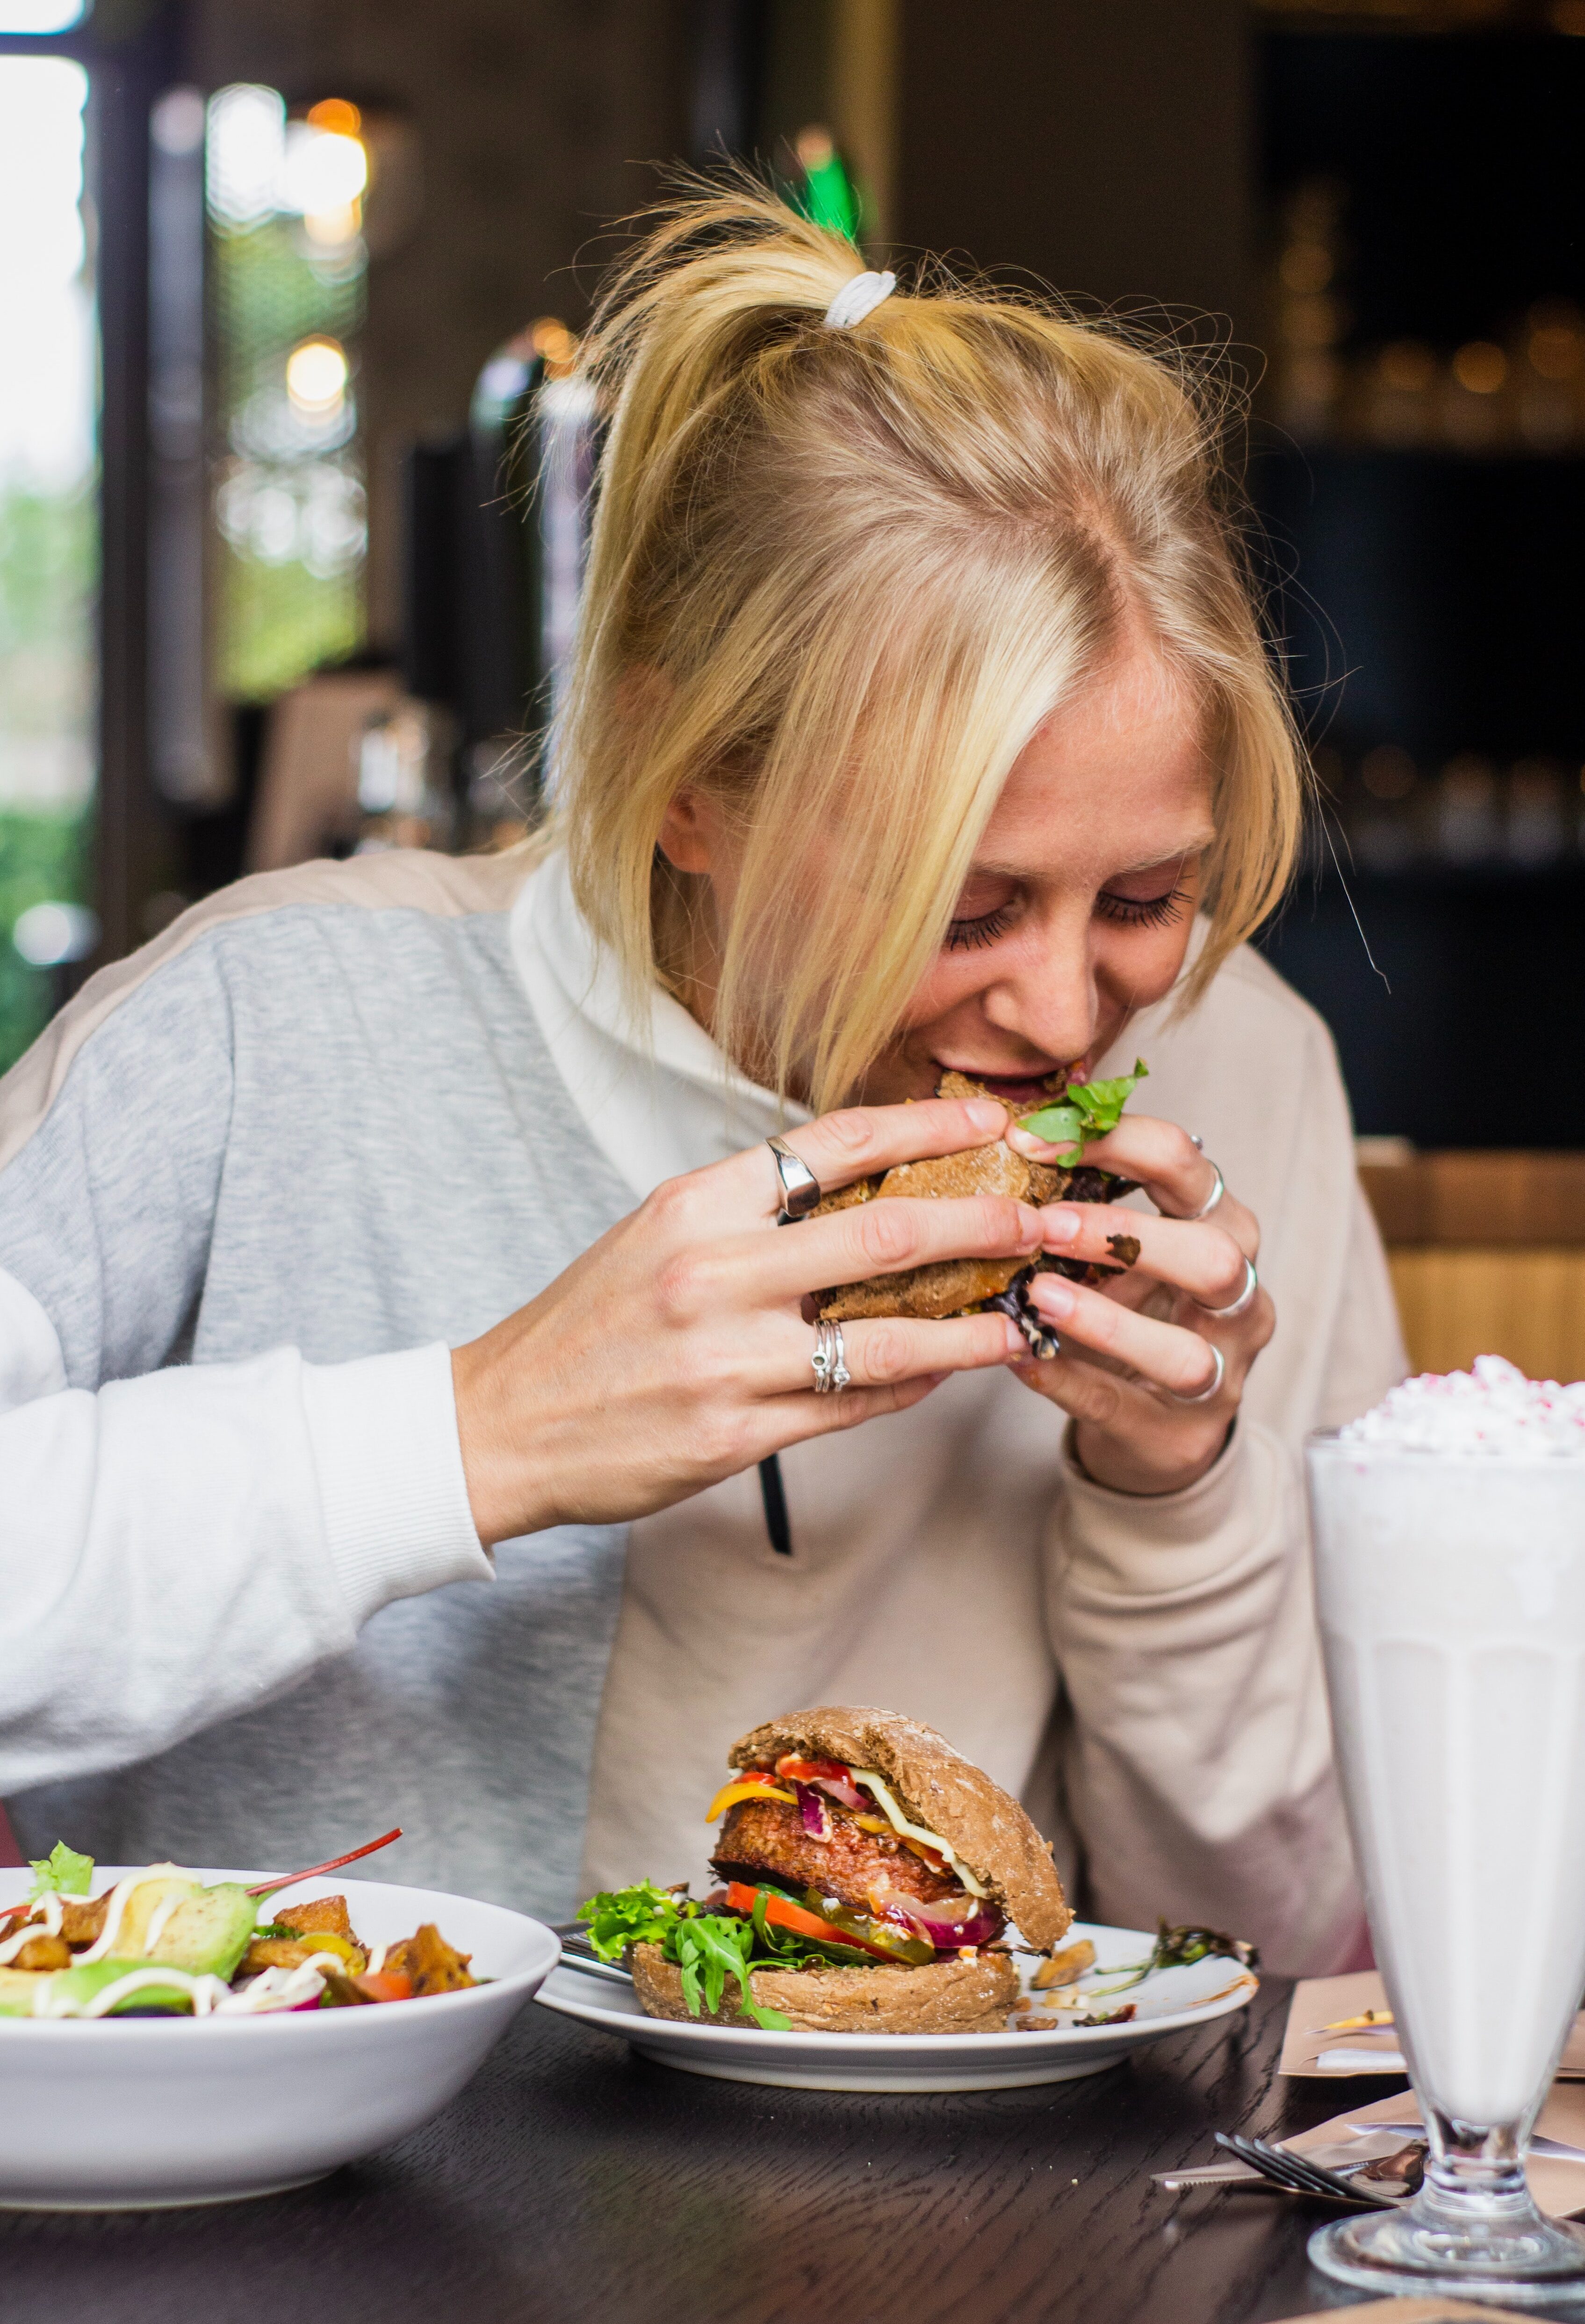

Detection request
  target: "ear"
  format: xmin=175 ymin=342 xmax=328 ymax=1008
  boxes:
xmin=656 ymin=787 xmax=716 ymax=876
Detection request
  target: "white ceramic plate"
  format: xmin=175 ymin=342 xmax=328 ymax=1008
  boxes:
xmin=535 ymin=1919 xmax=1258 ymax=2092
xmin=0 ymin=1868 xmax=560 ymax=2210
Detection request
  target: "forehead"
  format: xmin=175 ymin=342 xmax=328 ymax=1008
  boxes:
xmin=977 ymin=643 xmax=1215 ymax=874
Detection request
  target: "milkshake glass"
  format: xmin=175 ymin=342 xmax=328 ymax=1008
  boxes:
xmin=1308 ymin=1381 xmax=1585 ymax=2304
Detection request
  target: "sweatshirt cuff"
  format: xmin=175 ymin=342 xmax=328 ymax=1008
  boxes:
xmin=1059 ymin=1419 xmax=1261 ymax=1597
xmin=300 ymin=1343 xmax=491 ymax=1626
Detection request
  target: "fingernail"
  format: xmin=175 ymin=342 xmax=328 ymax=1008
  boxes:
xmin=965 ymin=1099 xmax=1008 ymax=1132
xmin=1042 ymin=1205 xmax=1081 ymax=1246
xmin=1031 ymin=1277 xmax=1075 ymax=1321
xmin=1001 ymin=1318 xmax=1026 ymax=1360
xmin=1016 ymin=1203 xmax=1045 ymax=1251
xmin=1008 ymin=1123 xmax=1077 ymax=1160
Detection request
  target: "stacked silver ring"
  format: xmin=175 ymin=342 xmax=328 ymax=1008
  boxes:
xmin=811 ymin=1317 xmax=851 ymax=1395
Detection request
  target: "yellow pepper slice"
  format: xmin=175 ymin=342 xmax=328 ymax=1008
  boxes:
xmin=704 ymin=1778 xmax=796 ymax=1824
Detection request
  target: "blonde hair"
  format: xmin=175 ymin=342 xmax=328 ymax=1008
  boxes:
xmin=555 ymin=180 xmax=1303 ymax=1112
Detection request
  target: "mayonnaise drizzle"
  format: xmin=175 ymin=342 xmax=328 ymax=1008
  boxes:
xmin=850 ymin=1771 xmax=989 ymax=1899
xmin=74 ymin=1865 xmax=189 ymax=1966
xmin=0 ymin=1892 xmax=66 ymax=1965
xmin=30 ymin=1966 xmax=231 ymax=2019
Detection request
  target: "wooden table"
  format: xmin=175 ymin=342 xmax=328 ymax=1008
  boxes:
xmin=0 ymin=1972 xmax=1452 ymax=2324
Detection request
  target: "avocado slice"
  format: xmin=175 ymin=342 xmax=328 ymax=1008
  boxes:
xmin=0 ymin=1959 xmax=197 ymax=2016
xmin=132 ymin=1882 xmax=257 ymax=1981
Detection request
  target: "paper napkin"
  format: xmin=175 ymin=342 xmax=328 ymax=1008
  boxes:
xmin=1282 ymin=1972 xmax=1585 ymax=2080
xmin=1277 ymin=2302 xmax=1549 ymax=2323
xmin=1284 ymin=2085 xmax=1585 ymax=2220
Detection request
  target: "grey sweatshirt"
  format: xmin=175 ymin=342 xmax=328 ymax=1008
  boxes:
xmin=0 ymin=848 xmax=1406 ymax=1966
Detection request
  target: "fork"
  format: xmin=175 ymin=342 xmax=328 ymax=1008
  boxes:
xmin=1213 ymin=2132 xmax=1401 ymax=2208
xmin=550 ymin=1923 xmax=634 ymax=1986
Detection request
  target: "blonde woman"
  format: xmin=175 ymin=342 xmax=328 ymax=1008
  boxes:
xmin=0 ymin=190 xmax=1401 ymax=1972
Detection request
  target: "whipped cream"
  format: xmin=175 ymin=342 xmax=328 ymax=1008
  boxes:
xmin=1340 ymin=1353 xmax=1585 ymax=1457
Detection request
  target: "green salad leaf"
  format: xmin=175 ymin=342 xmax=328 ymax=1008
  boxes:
xmin=578 ymin=1883 xmax=793 ymax=2031
xmin=27 ymin=1841 xmax=93 ymax=1901
xmin=1019 ymin=1058 xmax=1148 ymax=1154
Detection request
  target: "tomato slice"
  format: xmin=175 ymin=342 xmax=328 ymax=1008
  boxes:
xmin=354 ymin=1969 xmax=413 ymax=2003
xmin=773 ymin=1756 xmax=851 ymax=1784
xmin=723 ymin=1882 xmax=898 ymax=1962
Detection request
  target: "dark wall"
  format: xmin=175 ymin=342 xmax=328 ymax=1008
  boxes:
xmin=894 ymin=0 xmax=1253 ymax=341
xmin=192 ymin=0 xmax=690 ymax=648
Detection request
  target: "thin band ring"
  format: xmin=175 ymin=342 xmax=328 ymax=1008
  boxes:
xmin=767 ymin=1134 xmax=821 ymax=1224
xmin=1174 ymin=1160 xmax=1225 ymax=1223
xmin=811 ymin=1317 xmax=851 ymax=1395
xmin=1198 ymin=1255 xmax=1258 ymax=1322
xmin=1163 ymin=1342 xmax=1225 ymax=1406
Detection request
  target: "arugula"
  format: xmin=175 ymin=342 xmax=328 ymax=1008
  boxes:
xmin=579 ymin=1882 xmax=796 ymax=2031
xmin=1019 ymin=1058 xmax=1148 ymax=1155
xmin=26 ymin=1841 xmax=93 ymax=1901
xmin=1086 ymin=1919 xmax=1259 ymax=1999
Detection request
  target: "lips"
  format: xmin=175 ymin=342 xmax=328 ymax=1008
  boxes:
xmin=935 ymin=1060 xmax=1088 ymax=1105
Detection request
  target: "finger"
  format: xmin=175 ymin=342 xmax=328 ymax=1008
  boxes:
xmin=748 ymin=1307 xmax=1024 ymax=1394
xmin=725 ymin=1189 xmax=1045 ymax=1307
xmin=760 ymin=1369 xmax=946 ymax=1450
xmin=1074 ymin=1116 xmax=1248 ymax=1235
xmin=1037 ymin=1204 xmax=1256 ymax=1309
xmin=744 ymin=1095 xmax=1008 ymax=1216
xmin=1025 ymin=1273 xmax=1237 ymax=1399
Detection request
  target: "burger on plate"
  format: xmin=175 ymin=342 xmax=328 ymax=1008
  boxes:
xmin=814 ymin=1066 xmax=1147 ymax=1356
xmin=581 ymin=1708 xmax=1071 ymax=2034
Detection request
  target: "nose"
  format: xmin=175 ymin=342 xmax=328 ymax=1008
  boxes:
xmin=976 ymin=907 xmax=1098 ymax=1065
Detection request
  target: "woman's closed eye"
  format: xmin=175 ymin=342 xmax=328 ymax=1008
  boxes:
xmin=944 ymin=901 xmax=1017 ymax=952
xmin=1095 ymin=884 xmax=1189 ymax=930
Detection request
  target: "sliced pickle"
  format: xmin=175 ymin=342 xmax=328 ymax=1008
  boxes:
xmin=802 ymin=1890 xmax=935 ymax=1967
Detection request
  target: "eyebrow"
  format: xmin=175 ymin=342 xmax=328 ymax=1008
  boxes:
xmin=970 ymin=832 xmax=1217 ymax=881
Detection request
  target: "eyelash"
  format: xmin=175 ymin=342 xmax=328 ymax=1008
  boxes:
xmin=944 ymin=886 xmax=1188 ymax=951
xmin=944 ymin=905 xmax=1016 ymax=952
xmin=1095 ymin=885 xmax=1189 ymax=930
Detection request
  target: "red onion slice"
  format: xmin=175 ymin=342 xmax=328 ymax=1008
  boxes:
xmin=811 ymin=1774 xmax=866 ymax=1812
xmin=794 ymin=1782 xmax=832 ymax=1841
xmin=882 ymin=1892 xmax=1003 ymax=1950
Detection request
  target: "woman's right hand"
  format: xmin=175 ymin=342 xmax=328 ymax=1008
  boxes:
xmin=451 ymin=1094 xmax=1036 ymax=1546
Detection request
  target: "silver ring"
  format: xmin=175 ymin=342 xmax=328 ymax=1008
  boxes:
xmin=811 ymin=1317 xmax=850 ymax=1395
xmin=1162 ymin=1338 xmax=1218 ymax=1403
xmin=1174 ymin=1160 xmax=1225 ymax=1222
xmin=1188 ymin=1133 xmax=1204 ymax=1151
xmin=1164 ymin=1342 xmax=1225 ymax=1405
xmin=767 ymin=1135 xmax=821 ymax=1224
xmin=1198 ymin=1255 xmax=1258 ymax=1321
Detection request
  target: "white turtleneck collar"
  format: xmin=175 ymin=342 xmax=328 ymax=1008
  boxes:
xmin=509 ymin=849 xmax=811 ymax=1200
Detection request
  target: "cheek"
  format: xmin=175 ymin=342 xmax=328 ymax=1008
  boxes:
xmin=897 ymin=950 xmax=987 ymax=1032
xmin=1093 ymin=915 xmax=1197 ymax=1002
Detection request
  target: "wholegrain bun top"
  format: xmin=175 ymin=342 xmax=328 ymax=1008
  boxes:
xmin=728 ymin=1705 xmax=1071 ymax=1952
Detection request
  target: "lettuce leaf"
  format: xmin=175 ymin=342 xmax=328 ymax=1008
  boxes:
xmin=27 ymin=1841 xmax=93 ymax=1901
xmin=578 ymin=1882 xmax=792 ymax=2030
xmin=1019 ymin=1058 xmax=1148 ymax=1153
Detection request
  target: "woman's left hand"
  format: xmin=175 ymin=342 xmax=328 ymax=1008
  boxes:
xmin=1004 ymin=1114 xmax=1273 ymax=1495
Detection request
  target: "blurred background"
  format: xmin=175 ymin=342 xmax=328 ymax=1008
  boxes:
xmin=1 ymin=0 xmax=1582 ymax=1373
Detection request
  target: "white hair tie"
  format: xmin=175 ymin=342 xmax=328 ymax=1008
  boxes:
xmin=822 ymin=270 xmax=896 ymax=331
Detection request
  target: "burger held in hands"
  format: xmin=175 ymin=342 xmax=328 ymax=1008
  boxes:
xmin=582 ymin=1709 xmax=1071 ymax=2034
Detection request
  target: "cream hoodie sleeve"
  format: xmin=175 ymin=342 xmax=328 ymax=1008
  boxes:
xmin=1046 ymin=950 xmax=1407 ymax=1977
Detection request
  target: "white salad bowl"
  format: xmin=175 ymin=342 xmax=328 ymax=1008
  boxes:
xmin=0 ymin=1868 xmax=559 ymax=2210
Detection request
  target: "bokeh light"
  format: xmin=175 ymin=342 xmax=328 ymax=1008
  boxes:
xmin=285 ymin=336 xmax=349 ymax=411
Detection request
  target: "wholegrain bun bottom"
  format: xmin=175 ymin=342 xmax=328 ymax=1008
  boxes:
xmin=631 ymin=1942 xmax=1020 ymax=2035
